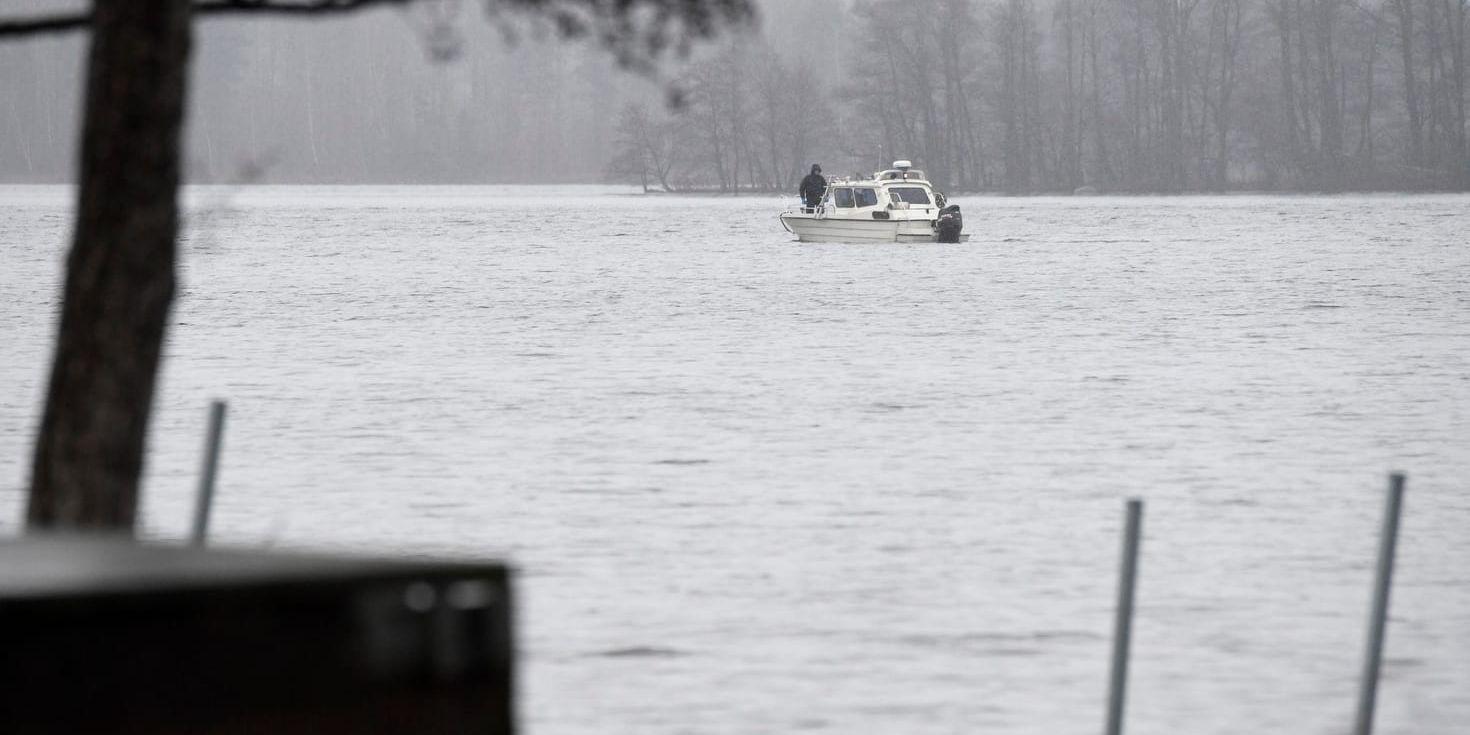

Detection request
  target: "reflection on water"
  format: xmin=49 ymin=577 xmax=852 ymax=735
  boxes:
xmin=2 ymin=186 xmax=1468 ymax=735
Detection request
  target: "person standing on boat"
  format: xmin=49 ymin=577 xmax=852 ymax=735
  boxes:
xmin=800 ymin=164 xmax=827 ymax=211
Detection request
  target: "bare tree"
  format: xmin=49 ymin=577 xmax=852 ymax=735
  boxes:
xmin=608 ymin=102 xmax=680 ymax=192
xmin=1390 ymin=0 xmax=1425 ymax=167
xmin=1200 ymin=0 xmax=1243 ymax=190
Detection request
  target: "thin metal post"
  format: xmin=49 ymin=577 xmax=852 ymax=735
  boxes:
xmin=189 ymin=400 xmax=228 ymax=546
xmin=1354 ymin=472 xmax=1407 ymax=735
xmin=1105 ymin=498 xmax=1144 ymax=735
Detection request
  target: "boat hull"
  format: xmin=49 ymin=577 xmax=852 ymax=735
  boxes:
xmin=779 ymin=213 xmax=967 ymax=243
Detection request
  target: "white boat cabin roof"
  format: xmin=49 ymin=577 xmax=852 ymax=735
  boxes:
xmin=828 ymin=160 xmax=932 ymax=187
xmin=876 ymin=168 xmax=928 ymax=182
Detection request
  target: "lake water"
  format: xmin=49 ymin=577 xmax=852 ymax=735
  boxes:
xmin=2 ymin=186 xmax=1468 ymax=734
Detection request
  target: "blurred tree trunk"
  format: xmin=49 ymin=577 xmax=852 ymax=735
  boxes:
xmin=1453 ymin=0 xmax=1468 ymax=186
xmin=939 ymin=1 xmax=982 ymax=190
xmin=1311 ymin=0 xmax=1344 ymax=188
xmin=1392 ymin=0 xmax=1424 ymax=167
xmin=1203 ymin=0 xmax=1243 ymax=190
xmin=1271 ymin=0 xmax=1305 ymax=184
xmin=1154 ymin=0 xmax=1189 ymax=191
xmin=1084 ymin=2 xmax=1116 ymax=188
xmin=27 ymin=0 xmax=192 ymax=532
xmin=999 ymin=0 xmax=1038 ymax=193
xmin=1353 ymin=5 xmax=1382 ymax=168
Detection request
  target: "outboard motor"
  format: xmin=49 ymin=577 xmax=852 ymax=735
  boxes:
xmin=936 ymin=204 xmax=963 ymax=243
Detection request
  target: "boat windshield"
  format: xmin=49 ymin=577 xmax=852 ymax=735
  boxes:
xmin=854 ymin=188 xmax=879 ymax=207
xmin=889 ymin=187 xmax=932 ymax=205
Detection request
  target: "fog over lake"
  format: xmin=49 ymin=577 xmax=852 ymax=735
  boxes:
xmin=2 ymin=186 xmax=1467 ymax=734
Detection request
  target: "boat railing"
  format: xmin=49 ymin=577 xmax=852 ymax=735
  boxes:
xmin=780 ymin=203 xmax=827 ymax=232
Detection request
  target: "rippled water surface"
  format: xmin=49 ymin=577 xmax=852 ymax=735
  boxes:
xmin=2 ymin=186 xmax=1468 ymax=734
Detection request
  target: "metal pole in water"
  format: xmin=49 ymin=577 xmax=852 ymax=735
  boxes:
xmin=1354 ymin=472 xmax=1407 ymax=735
xmin=189 ymin=400 xmax=228 ymax=546
xmin=1105 ymin=498 xmax=1144 ymax=735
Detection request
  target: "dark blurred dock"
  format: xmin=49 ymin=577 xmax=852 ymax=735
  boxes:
xmin=0 ymin=537 xmax=514 ymax=734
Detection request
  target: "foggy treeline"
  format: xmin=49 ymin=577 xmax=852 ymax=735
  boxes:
xmin=2 ymin=0 xmax=1465 ymax=192
xmin=617 ymin=0 xmax=1468 ymax=193
xmin=0 ymin=0 xmax=646 ymax=183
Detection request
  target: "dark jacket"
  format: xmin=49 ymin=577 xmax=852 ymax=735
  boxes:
xmin=799 ymin=172 xmax=827 ymax=205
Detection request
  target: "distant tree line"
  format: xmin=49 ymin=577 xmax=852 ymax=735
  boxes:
xmin=609 ymin=0 xmax=1468 ymax=193
xmin=0 ymin=6 xmax=641 ymax=184
xmin=606 ymin=42 xmax=834 ymax=192
xmin=3 ymin=0 xmax=1463 ymax=192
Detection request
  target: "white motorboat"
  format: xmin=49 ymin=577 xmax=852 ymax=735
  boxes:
xmin=779 ymin=160 xmax=967 ymax=243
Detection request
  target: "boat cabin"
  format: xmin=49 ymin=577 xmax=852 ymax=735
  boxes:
xmin=822 ymin=184 xmax=937 ymax=214
xmin=823 ymin=183 xmax=936 ymax=211
xmin=817 ymin=160 xmax=939 ymax=214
